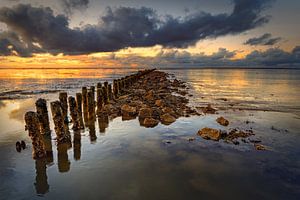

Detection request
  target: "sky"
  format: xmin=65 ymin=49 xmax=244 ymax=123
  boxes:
xmin=0 ymin=0 xmax=299 ymax=68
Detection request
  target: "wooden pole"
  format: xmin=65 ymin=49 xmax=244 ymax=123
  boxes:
xmin=76 ymin=93 xmax=85 ymax=129
xmin=25 ymin=111 xmax=46 ymax=159
xmin=35 ymin=98 xmax=51 ymax=136
xmin=68 ymin=96 xmax=80 ymax=130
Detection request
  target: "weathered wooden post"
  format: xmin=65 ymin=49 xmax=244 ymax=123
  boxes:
xmin=87 ymin=90 xmax=95 ymax=123
xmin=76 ymin=93 xmax=84 ymax=129
xmin=34 ymin=158 xmax=49 ymax=195
xmin=82 ymin=87 xmax=88 ymax=125
xmin=42 ymin=135 xmax=53 ymax=164
xmin=68 ymin=96 xmax=80 ymax=130
xmin=35 ymin=98 xmax=51 ymax=136
xmin=50 ymin=101 xmax=70 ymax=143
xmin=59 ymin=92 xmax=69 ymax=134
xmin=113 ymin=80 xmax=118 ymax=98
xmin=25 ymin=111 xmax=46 ymax=159
xmin=108 ymin=84 xmax=113 ymax=101
xmin=57 ymin=143 xmax=70 ymax=173
xmin=97 ymin=87 xmax=103 ymax=114
xmin=73 ymin=130 xmax=81 ymax=161
xmin=102 ymin=86 xmax=108 ymax=105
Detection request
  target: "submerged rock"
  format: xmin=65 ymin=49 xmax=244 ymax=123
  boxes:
xmin=254 ymin=144 xmax=266 ymax=151
xmin=197 ymin=127 xmax=222 ymax=141
xmin=202 ymin=104 xmax=217 ymax=114
xmin=143 ymin=117 xmax=159 ymax=128
xmin=121 ymin=104 xmax=137 ymax=117
xmin=216 ymin=116 xmax=229 ymax=126
xmin=160 ymin=113 xmax=176 ymax=125
xmin=138 ymin=107 xmax=153 ymax=121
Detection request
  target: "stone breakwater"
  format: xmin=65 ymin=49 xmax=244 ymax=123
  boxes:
xmin=23 ymin=69 xmax=265 ymax=159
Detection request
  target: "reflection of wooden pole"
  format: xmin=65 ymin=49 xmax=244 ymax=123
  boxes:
xmin=88 ymin=119 xmax=97 ymax=142
xmin=42 ymin=135 xmax=53 ymax=164
xmin=57 ymin=143 xmax=70 ymax=173
xmin=50 ymin=101 xmax=70 ymax=143
xmin=34 ymin=158 xmax=49 ymax=195
xmin=98 ymin=114 xmax=109 ymax=134
xmin=25 ymin=111 xmax=46 ymax=159
xmin=35 ymin=98 xmax=51 ymax=136
xmin=68 ymin=96 xmax=80 ymax=130
xmin=73 ymin=131 xmax=81 ymax=161
xmin=76 ymin=93 xmax=85 ymax=129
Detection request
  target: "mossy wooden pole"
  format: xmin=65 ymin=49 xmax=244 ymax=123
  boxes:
xmin=108 ymin=84 xmax=113 ymax=101
xmin=87 ymin=90 xmax=95 ymax=123
xmin=73 ymin=130 xmax=81 ymax=161
xmin=76 ymin=93 xmax=84 ymax=129
xmin=50 ymin=101 xmax=70 ymax=143
xmin=97 ymin=87 xmax=103 ymax=114
xmin=68 ymin=96 xmax=80 ymax=130
xmin=25 ymin=111 xmax=46 ymax=159
xmin=82 ymin=87 xmax=88 ymax=125
xmin=35 ymin=98 xmax=51 ymax=136
xmin=59 ymin=92 xmax=69 ymax=134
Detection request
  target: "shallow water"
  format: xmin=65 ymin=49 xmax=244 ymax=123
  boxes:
xmin=0 ymin=68 xmax=300 ymax=200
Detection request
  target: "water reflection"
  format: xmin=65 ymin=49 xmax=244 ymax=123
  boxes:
xmin=98 ymin=114 xmax=109 ymax=134
xmin=73 ymin=130 xmax=81 ymax=161
xmin=57 ymin=143 xmax=71 ymax=173
xmin=34 ymin=158 xmax=49 ymax=195
xmin=43 ymin=135 xmax=54 ymax=164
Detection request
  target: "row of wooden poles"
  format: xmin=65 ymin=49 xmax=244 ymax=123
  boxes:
xmin=25 ymin=69 xmax=155 ymax=159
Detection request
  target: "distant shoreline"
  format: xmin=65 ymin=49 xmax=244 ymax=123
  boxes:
xmin=0 ymin=67 xmax=300 ymax=70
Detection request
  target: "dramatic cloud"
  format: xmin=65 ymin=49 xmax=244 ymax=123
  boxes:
xmin=245 ymin=33 xmax=282 ymax=46
xmin=61 ymin=0 xmax=89 ymax=15
xmin=0 ymin=31 xmax=42 ymax=57
xmin=111 ymin=46 xmax=300 ymax=68
xmin=0 ymin=0 xmax=273 ymax=56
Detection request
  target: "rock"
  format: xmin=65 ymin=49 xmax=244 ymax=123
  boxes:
xmin=160 ymin=113 xmax=176 ymax=125
xmin=155 ymin=99 xmax=164 ymax=107
xmin=162 ymin=107 xmax=176 ymax=116
xmin=254 ymin=144 xmax=266 ymax=151
xmin=143 ymin=118 xmax=159 ymax=128
xmin=16 ymin=141 xmax=21 ymax=152
xmin=144 ymin=90 xmax=155 ymax=101
xmin=121 ymin=104 xmax=137 ymax=118
xmin=138 ymin=107 xmax=153 ymax=120
xmin=197 ymin=127 xmax=221 ymax=141
xmin=188 ymin=137 xmax=195 ymax=142
xmin=21 ymin=140 xmax=26 ymax=149
xmin=216 ymin=116 xmax=229 ymax=126
xmin=202 ymin=104 xmax=217 ymax=114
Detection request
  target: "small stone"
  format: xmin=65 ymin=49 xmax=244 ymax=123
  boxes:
xmin=143 ymin=118 xmax=159 ymax=128
xmin=255 ymin=144 xmax=266 ymax=151
xmin=160 ymin=113 xmax=176 ymax=125
xmin=188 ymin=137 xmax=195 ymax=142
xmin=139 ymin=107 xmax=153 ymax=120
xmin=197 ymin=127 xmax=221 ymax=141
xmin=144 ymin=90 xmax=155 ymax=101
xmin=216 ymin=116 xmax=229 ymax=126
xmin=16 ymin=141 xmax=21 ymax=152
xmin=121 ymin=104 xmax=137 ymax=117
xmin=202 ymin=104 xmax=217 ymax=114
xmin=21 ymin=140 xmax=26 ymax=149
xmin=155 ymin=99 xmax=164 ymax=107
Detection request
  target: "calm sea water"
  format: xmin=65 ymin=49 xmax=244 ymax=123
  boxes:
xmin=0 ymin=68 xmax=300 ymax=200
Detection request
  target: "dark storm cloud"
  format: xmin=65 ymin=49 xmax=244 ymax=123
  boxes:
xmin=245 ymin=46 xmax=300 ymax=66
xmin=245 ymin=33 xmax=282 ymax=46
xmin=0 ymin=0 xmax=273 ymax=56
xmin=149 ymin=46 xmax=300 ymax=67
xmin=0 ymin=31 xmax=43 ymax=57
xmin=62 ymin=0 xmax=89 ymax=15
